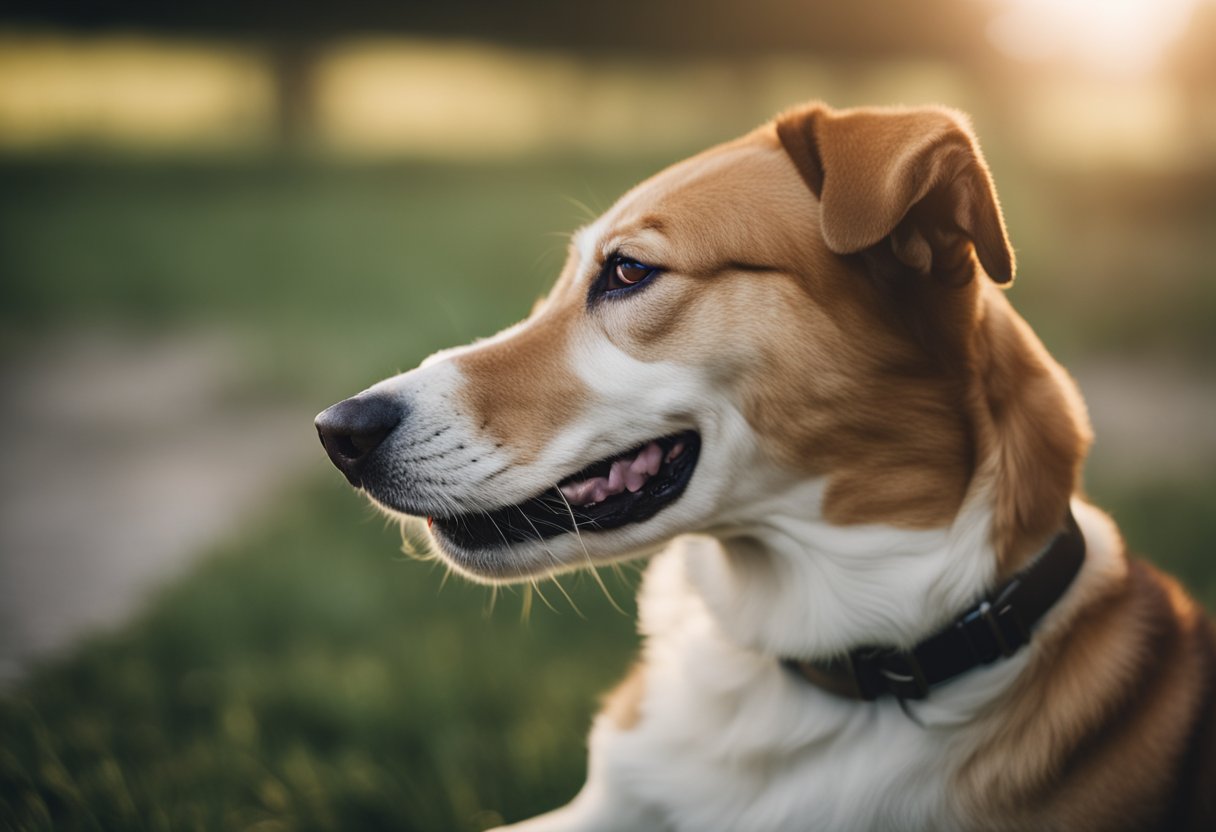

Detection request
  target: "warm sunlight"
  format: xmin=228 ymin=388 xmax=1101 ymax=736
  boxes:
xmin=0 ymin=35 xmax=272 ymax=149
xmin=985 ymin=0 xmax=1202 ymax=76
xmin=313 ymin=40 xmax=573 ymax=158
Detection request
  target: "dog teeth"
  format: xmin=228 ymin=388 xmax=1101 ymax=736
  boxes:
xmin=639 ymin=442 xmax=663 ymax=476
xmin=627 ymin=443 xmax=658 ymax=491
xmin=625 ymin=466 xmax=648 ymax=493
xmin=608 ymin=460 xmax=628 ymax=492
xmin=559 ymin=479 xmax=601 ymax=505
xmin=559 ymin=440 xmax=670 ymax=506
xmin=667 ymin=441 xmax=685 ymax=462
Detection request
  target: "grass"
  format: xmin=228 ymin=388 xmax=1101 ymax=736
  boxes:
xmin=0 ymin=150 xmax=1213 ymax=831
xmin=0 ymin=478 xmax=642 ymax=831
xmin=1095 ymin=476 xmax=1216 ymax=613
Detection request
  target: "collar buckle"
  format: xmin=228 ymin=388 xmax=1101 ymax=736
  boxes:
xmin=873 ymin=649 xmax=930 ymax=700
xmin=956 ymin=582 xmax=1029 ymax=665
xmin=851 ymin=648 xmax=930 ymax=701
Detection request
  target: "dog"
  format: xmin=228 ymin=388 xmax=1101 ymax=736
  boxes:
xmin=316 ymin=101 xmax=1216 ymax=831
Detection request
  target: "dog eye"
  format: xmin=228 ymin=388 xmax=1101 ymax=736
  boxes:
xmin=605 ymin=256 xmax=659 ymax=292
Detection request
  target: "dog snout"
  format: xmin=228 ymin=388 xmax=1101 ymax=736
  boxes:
xmin=314 ymin=394 xmax=405 ymax=486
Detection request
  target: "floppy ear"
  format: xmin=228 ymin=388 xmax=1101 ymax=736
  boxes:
xmin=776 ymin=102 xmax=1014 ymax=284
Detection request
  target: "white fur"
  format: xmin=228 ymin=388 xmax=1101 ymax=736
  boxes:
xmin=495 ymin=496 xmax=1120 ymax=832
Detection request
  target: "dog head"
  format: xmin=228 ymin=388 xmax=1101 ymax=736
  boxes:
xmin=316 ymin=102 xmax=1087 ymax=582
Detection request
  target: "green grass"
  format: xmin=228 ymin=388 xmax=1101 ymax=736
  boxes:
xmin=0 ymin=478 xmax=641 ymax=831
xmin=1094 ymin=476 xmax=1216 ymax=613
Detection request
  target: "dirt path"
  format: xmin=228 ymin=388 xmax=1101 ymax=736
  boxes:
xmin=0 ymin=333 xmax=1212 ymax=684
xmin=0 ymin=331 xmax=314 ymax=684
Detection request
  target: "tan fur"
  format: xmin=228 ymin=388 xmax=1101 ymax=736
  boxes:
xmin=775 ymin=102 xmax=1013 ymax=283
xmin=958 ymin=557 xmax=1216 ymax=830
xmin=454 ymin=269 xmax=588 ymax=464
xmin=968 ymin=282 xmax=1092 ymax=573
xmin=588 ymin=127 xmax=984 ymax=528
xmin=773 ymin=102 xmax=1092 ymax=551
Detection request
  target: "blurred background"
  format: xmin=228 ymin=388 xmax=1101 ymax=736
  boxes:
xmin=1 ymin=0 xmax=1214 ymax=829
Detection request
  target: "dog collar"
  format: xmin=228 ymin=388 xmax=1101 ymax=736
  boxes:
xmin=782 ymin=509 xmax=1086 ymax=702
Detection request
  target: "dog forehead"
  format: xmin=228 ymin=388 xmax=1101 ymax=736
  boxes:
xmin=583 ymin=129 xmax=824 ymax=271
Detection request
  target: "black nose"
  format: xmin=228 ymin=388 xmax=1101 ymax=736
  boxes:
xmin=315 ymin=394 xmax=404 ymax=486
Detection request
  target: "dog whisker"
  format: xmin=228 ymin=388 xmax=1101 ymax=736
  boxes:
xmin=555 ymin=486 xmax=624 ymax=615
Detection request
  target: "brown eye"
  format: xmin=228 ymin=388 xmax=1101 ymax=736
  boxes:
xmin=606 ymin=257 xmax=658 ymax=291
xmin=616 ymin=262 xmax=649 ymax=285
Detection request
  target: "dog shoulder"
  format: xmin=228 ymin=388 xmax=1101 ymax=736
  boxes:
xmin=956 ymin=514 xmax=1216 ymax=831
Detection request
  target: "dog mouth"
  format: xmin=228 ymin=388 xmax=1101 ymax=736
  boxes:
xmin=430 ymin=430 xmax=701 ymax=552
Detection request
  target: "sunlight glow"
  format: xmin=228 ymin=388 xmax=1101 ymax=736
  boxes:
xmin=1014 ymin=78 xmax=1192 ymax=170
xmin=314 ymin=40 xmax=575 ymax=158
xmin=0 ymin=35 xmax=272 ymax=149
xmin=985 ymin=0 xmax=1202 ymax=76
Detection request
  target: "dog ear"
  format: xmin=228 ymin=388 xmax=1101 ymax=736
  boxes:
xmin=776 ymin=102 xmax=1014 ymax=284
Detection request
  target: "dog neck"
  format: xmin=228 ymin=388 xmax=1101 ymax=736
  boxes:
xmin=687 ymin=479 xmax=1004 ymax=661
xmin=680 ymin=285 xmax=1093 ymax=662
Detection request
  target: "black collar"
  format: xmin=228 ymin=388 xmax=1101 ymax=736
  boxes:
xmin=783 ymin=509 xmax=1086 ymax=701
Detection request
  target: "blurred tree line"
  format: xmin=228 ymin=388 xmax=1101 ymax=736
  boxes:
xmin=5 ymin=0 xmax=1215 ymax=152
xmin=0 ymin=0 xmax=1023 ymax=148
xmin=6 ymin=0 xmax=1216 ymax=156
